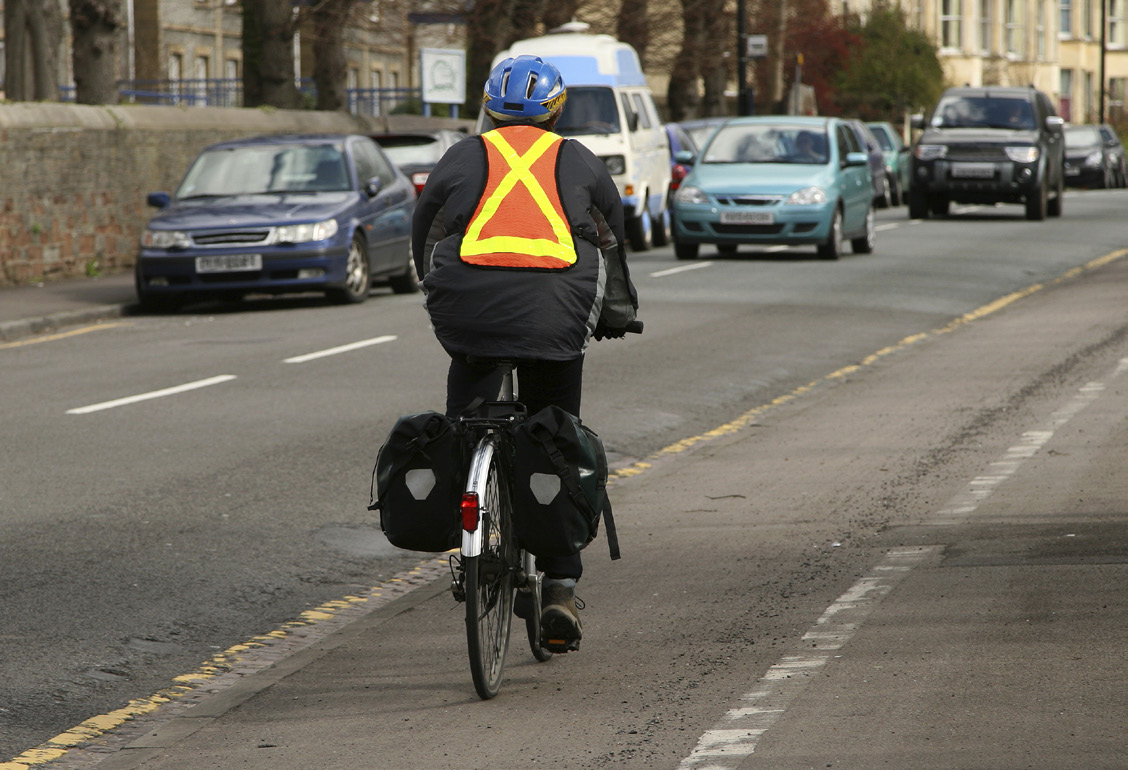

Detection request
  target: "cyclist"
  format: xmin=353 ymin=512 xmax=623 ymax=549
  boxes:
xmin=411 ymin=54 xmax=638 ymax=653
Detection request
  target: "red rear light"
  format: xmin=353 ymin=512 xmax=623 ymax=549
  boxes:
xmin=412 ymin=172 xmax=429 ymax=195
xmin=671 ymin=164 xmax=688 ymax=190
xmin=461 ymin=493 xmax=479 ymax=532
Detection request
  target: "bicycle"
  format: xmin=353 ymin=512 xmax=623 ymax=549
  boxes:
xmin=449 ymin=322 xmax=641 ymax=700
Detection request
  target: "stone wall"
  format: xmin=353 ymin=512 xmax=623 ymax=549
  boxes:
xmin=0 ymin=103 xmax=468 ymax=287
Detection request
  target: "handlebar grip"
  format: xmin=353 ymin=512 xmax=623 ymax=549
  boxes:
xmin=625 ymin=320 xmax=644 ymax=334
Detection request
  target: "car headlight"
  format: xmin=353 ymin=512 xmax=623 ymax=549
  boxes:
xmin=272 ymin=218 xmax=339 ymax=244
xmin=601 ymin=155 xmax=626 ymax=175
xmin=141 ymin=229 xmax=190 ymax=249
xmin=913 ymin=144 xmax=948 ymax=160
xmin=1005 ymin=146 xmax=1039 ymax=164
xmin=1083 ymin=151 xmax=1103 ymax=168
xmin=785 ymin=186 xmax=828 ymax=205
xmin=674 ymin=185 xmax=710 ymax=205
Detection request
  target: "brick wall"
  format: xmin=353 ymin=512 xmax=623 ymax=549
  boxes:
xmin=0 ymin=103 xmax=467 ymax=287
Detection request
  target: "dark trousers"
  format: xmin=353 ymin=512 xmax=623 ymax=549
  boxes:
xmin=446 ymin=354 xmax=584 ymax=580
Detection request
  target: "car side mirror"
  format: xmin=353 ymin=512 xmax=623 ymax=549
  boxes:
xmin=674 ymin=150 xmax=696 ymax=164
xmin=910 ymin=114 xmax=925 ymax=130
xmin=1045 ymin=116 xmax=1064 ymax=132
xmin=147 ymin=192 xmax=171 ymax=209
xmin=844 ymin=151 xmax=868 ymax=167
xmin=364 ymin=177 xmax=384 ymax=198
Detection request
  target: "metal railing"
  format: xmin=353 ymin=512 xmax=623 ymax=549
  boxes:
xmin=59 ymin=79 xmax=423 ymax=115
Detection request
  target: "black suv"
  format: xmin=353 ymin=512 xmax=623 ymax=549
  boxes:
xmin=909 ymin=86 xmax=1065 ymax=220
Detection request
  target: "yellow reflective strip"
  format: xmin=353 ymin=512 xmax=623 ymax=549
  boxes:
xmin=462 ymin=235 xmax=577 ymax=262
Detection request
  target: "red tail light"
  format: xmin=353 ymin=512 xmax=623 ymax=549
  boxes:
xmin=412 ymin=172 xmax=429 ymax=195
xmin=461 ymin=493 xmax=479 ymax=532
xmin=671 ymin=164 xmax=689 ymax=190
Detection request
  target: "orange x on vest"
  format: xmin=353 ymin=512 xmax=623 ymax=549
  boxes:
xmin=460 ymin=126 xmax=577 ymax=268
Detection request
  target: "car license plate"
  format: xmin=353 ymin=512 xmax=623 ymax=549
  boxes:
xmin=950 ymin=163 xmax=995 ymax=179
xmin=1065 ymin=166 xmax=1080 ymax=176
xmin=195 ymin=254 xmax=263 ymax=273
xmin=719 ymin=210 xmax=774 ymax=225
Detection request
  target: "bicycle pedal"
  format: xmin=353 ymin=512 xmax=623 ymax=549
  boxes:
xmin=540 ymin=637 xmax=580 ymax=654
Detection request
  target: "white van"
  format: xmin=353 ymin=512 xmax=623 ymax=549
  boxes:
xmin=484 ymin=23 xmax=672 ymax=251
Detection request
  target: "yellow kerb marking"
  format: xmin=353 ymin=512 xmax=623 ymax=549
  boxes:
xmin=0 ymin=322 xmax=130 ymax=349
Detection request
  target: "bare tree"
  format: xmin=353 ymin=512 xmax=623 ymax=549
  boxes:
xmin=541 ymin=0 xmax=584 ymax=31
xmin=667 ymin=0 xmax=704 ymax=121
xmin=510 ymin=0 xmax=545 ymax=41
xmin=699 ymin=0 xmax=730 ymax=116
xmin=243 ymin=0 xmax=301 ymax=109
xmin=69 ymin=0 xmax=123 ymax=104
xmin=4 ymin=0 xmax=64 ymax=101
xmin=617 ymin=0 xmax=649 ymax=68
xmin=465 ymin=0 xmax=514 ymax=117
xmin=308 ymin=0 xmax=359 ymax=111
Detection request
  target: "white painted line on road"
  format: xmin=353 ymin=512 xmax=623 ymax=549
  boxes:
xmin=650 ymin=261 xmax=714 ymax=278
xmin=66 ymin=375 xmax=237 ymax=415
xmin=875 ymin=223 xmax=900 ymax=231
xmin=678 ymin=546 xmax=940 ymax=769
xmin=283 ymin=335 xmax=397 ymax=363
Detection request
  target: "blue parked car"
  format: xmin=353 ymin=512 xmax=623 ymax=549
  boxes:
xmin=672 ymin=116 xmax=875 ymax=260
xmin=136 ymin=133 xmax=417 ymax=310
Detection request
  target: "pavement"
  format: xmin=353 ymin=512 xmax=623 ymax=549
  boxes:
xmin=0 ymin=271 xmax=139 ymax=342
xmin=2 ymin=270 xmax=1127 ymax=769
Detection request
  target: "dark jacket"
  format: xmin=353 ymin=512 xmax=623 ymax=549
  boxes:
xmin=412 ymin=121 xmax=637 ymax=361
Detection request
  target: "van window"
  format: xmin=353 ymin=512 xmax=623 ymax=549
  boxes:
xmin=554 ymin=86 xmax=621 ymax=136
xmin=630 ymin=93 xmax=652 ymax=129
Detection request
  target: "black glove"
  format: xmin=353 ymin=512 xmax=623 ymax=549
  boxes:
xmin=594 ymin=324 xmax=627 ymax=341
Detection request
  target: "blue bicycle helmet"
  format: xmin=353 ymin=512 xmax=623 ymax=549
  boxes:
xmin=483 ymin=55 xmax=567 ymax=124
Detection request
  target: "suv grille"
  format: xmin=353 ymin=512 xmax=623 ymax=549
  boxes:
xmin=946 ymin=146 xmax=1011 ymax=162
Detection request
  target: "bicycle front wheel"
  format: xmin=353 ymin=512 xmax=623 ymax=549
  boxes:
xmin=464 ymin=439 xmax=516 ymax=699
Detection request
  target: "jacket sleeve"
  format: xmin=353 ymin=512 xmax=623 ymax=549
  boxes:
xmin=410 ymin=136 xmax=483 ymax=283
xmin=572 ymin=142 xmax=638 ymax=327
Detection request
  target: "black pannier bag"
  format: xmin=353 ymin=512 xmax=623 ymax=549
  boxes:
xmin=512 ymin=406 xmax=620 ymax=560
xmin=369 ymin=412 xmax=464 ymax=552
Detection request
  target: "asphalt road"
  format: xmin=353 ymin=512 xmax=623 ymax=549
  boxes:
xmin=2 ymin=191 xmax=1127 ymax=766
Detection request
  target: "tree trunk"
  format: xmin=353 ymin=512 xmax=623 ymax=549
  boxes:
xmin=667 ymin=0 xmax=704 ymax=121
xmin=5 ymin=0 xmax=63 ymax=102
xmin=310 ymin=0 xmax=354 ymax=111
xmin=465 ymin=0 xmax=512 ymax=118
xmin=243 ymin=0 xmax=300 ymax=109
xmin=541 ymin=0 xmax=582 ymax=31
xmin=509 ymin=0 xmax=543 ymax=43
xmin=699 ymin=0 xmax=729 ymax=116
xmin=617 ymin=0 xmax=649 ymax=69
xmin=69 ymin=0 xmax=124 ymax=105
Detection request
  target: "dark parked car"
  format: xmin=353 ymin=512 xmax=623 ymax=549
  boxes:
xmin=866 ymin=121 xmax=912 ymax=206
xmin=909 ymin=85 xmax=1065 ymax=220
xmin=1098 ymin=123 xmax=1127 ymax=187
xmin=371 ymin=128 xmax=466 ymax=195
xmin=844 ymin=119 xmax=890 ymax=207
xmin=1063 ymin=124 xmax=1115 ymax=188
xmin=136 ymin=133 xmax=417 ymax=310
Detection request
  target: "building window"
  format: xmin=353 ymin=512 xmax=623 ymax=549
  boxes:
xmin=1006 ymin=0 xmax=1025 ymax=54
xmin=1037 ymin=0 xmax=1046 ymax=57
xmin=195 ymin=56 xmax=209 ymax=81
xmin=942 ymin=0 xmax=963 ymax=48
xmin=1060 ymin=68 xmax=1073 ymax=121
xmin=347 ymin=68 xmax=359 ymax=91
xmin=1060 ymin=0 xmax=1072 ymax=36
xmin=980 ymin=0 xmax=993 ymax=52
xmin=169 ymin=52 xmax=183 ymax=82
xmin=1111 ymin=0 xmax=1126 ymax=46
xmin=1082 ymin=0 xmax=1092 ymax=37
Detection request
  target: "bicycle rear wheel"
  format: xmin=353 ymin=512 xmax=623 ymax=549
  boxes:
xmin=464 ymin=440 xmax=516 ymax=699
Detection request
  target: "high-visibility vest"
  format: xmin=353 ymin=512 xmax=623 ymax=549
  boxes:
xmin=460 ymin=125 xmax=578 ymax=269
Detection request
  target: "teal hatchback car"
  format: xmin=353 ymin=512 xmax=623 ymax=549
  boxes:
xmin=672 ymin=116 xmax=875 ymax=260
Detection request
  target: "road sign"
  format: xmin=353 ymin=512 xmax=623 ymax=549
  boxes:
xmin=746 ymin=35 xmax=768 ymax=59
xmin=421 ymin=48 xmax=465 ymax=105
